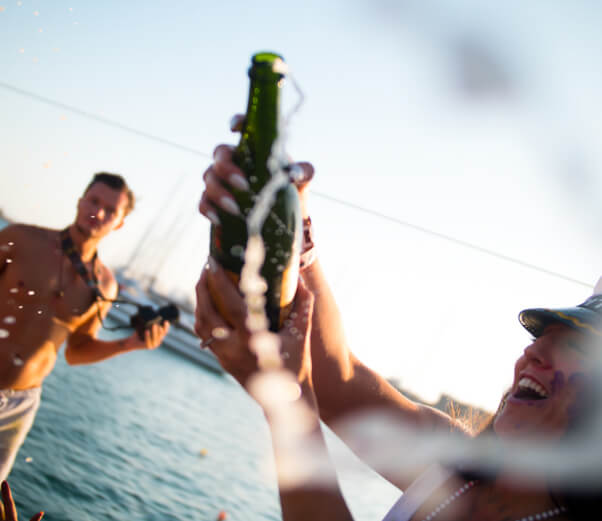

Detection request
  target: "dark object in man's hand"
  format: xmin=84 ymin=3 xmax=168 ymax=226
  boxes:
xmin=130 ymin=304 xmax=179 ymax=340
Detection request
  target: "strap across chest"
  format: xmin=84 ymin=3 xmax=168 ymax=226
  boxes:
xmin=59 ymin=227 xmax=103 ymax=300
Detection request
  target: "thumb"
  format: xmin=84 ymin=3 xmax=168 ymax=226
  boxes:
xmin=230 ymin=114 xmax=245 ymax=132
xmin=289 ymin=162 xmax=315 ymax=191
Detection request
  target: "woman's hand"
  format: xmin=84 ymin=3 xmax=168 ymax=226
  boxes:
xmin=194 ymin=257 xmax=314 ymax=388
xmin=194 ymin=257 xmax=258 ymax=386
xmin=198 ymin=116 xmax=315 ymax=225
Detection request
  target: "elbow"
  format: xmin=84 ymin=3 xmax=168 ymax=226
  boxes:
xmin=64 ymin=345 xmax=82 ymax=366
xmin=64 ymin=348 xmax=76 ymax=365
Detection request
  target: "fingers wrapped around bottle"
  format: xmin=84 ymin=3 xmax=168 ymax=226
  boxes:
xmin=194 ymin=258 xmax=315 ymax=387
xmin=199 ymin=145 xmax=248 ymax=224
xmin=194 ymin=259 xmax=258 ymax=386
xmin=199 ymin=129 xmax=316 ymax=226
xmin=199 ymin=153 xmax=315 ymax=222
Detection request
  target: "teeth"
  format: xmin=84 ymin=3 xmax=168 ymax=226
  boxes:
xmin=518 ymin=377 xmax=548 ymax=398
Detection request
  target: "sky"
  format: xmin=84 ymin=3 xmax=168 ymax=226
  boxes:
xmin=1 ymin=0 xmax=600 ymax=411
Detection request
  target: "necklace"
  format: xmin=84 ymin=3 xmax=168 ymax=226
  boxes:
xmin=419 ymin=480 xmax=568 ymax=521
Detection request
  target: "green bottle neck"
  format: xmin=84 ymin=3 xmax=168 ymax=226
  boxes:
xmin=235 ymin=64 xmax=283 ymax=190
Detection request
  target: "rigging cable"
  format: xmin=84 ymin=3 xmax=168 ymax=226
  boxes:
xmin=0 ymin=81 xmax=593 ymax=290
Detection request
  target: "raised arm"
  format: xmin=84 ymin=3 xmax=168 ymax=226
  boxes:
xmin=301 ymin=258 xmax=456 ymax=430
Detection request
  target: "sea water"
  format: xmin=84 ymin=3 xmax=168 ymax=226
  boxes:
xmin=8 ymin=321 xmax=400 ymax=521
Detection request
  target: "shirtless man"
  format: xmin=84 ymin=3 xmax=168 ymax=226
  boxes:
xmin=0 ymin=172 xmax=170 ymax=479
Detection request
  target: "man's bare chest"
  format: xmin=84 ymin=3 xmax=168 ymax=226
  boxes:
xmin=4 ymin=240 xmax=102 ymax=329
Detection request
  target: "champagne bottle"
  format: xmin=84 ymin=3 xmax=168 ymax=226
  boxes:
xmin=209 ymin=52 xmax=302 ymax=332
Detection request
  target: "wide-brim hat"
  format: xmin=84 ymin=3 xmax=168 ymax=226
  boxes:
xmin=519 ymin=280 xmax=602 ymax=338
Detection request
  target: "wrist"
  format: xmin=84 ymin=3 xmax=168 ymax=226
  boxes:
xmin=124 ymin=333 xmax=144 ymax=350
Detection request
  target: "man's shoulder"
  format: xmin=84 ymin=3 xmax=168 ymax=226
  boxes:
xmin=0 ymin=223 xmax=58 ymax=243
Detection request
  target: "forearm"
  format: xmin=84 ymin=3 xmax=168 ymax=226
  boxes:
xmin=300 ymin=260 xmax=457 ymax=492
xmin=301 ymin=258 xmax=354 ymax=391
xmin=267 ymin=382 xmax=354 ymax=521
xmin=64 ymin=335 xmax=142 ymax=365
xmin=302 ymin=259 xmax=413 ymax=423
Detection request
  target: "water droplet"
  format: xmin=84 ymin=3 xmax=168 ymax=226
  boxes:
xmin=36 ymin=309 xmax=43 ymax=315
xmin=17 ymin=305 xmax=23 ymax=310
xmin=3 ymin=316 xmax=16 ymax=325
xmin=249 ymin=176 xmax=258 ymax=183
xmin=7 ymin=242 xmax=14 ymax=247
xmin=211 ymin=327 xmax=229 ymax=340
xmin=25 ymin=457 xmax=33 ymax=463
xmin=27 ymin=290 xmax=35 ymax=296
xmin=0 ymin=329 xmax=9 ymax=339
xmin=239 ymin=277 xmax=267 ymax=295
xmin=276 ymin=265 xmax=284 ymax=272
xmin=12 ymin=354 xmax=23 ymax=366
xmin=290 ymin=327 xmax=298 ymax=335
xmin=9 ymin=288 xmax=18 ymax=294
xmin=270 ymin=257 xmax=277 ymax=264
xmin=230 ymin=245 xmax=245 ymax=258
xmin=115 ymin=303 xmax=120 ymax=308
xmin=246 ymin=314 xmax=269 ymax=331
xmin=289 ymin=312 xmax=297 ymax=319
xmin=5 ymin=258 xmax=12 ymax=263
xmin=247 ymin=295 xmax=265 ymax=310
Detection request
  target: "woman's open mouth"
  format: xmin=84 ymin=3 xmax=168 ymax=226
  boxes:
xmin=512 ymin=376 xmax=548 ymax=401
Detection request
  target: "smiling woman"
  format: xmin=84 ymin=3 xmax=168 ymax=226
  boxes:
xmin=493 ymin=324 xmax=592 ymax=439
